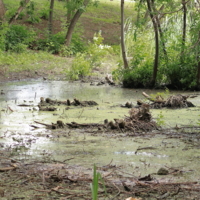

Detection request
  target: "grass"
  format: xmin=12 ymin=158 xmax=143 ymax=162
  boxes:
xmin=0 ymin=50 xmax=70 ymax=73
xmin=90 ymin=164 xmax=107 ymax=200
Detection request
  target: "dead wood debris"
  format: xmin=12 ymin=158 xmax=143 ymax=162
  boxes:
xmin=123 ymin=92 xmax=196 ymax=109
xmin=0 ymin=160 xmax=199 ymax=200
xmin=38 ymin=105 xmax=57 ymax=111
xmin=34 ymin=103 xmax=157 ymax=133
xmin=142 ymin=92 xmax=195 ymax=109
xmin=39 ymin=97 xmax=98 ymax=107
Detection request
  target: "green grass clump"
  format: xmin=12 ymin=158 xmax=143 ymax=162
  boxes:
xmin=90 ymin=164 xmax=107 ymax=200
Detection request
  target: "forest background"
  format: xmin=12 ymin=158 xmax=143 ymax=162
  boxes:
xmin=0 ymin=0 xmax=200 ymax=90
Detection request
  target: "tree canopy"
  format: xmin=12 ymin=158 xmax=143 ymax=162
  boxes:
xmin=0 ymin=0 xmax=200 ymax=90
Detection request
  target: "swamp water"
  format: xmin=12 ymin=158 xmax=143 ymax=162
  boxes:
xmin=0 ymin=80 xmax=200 ymax=182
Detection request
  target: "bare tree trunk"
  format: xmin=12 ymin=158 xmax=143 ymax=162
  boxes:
xmin=146 ymin=0 xmax=159 ymax=87
xmin=65 ymin=0 xmax=89 ymax=46
xmin=197 ymin=60 xmax=200 ymax=89
xmin=121 ymin=0 xmax=128 ymax=69
xmin=48 ymin=0 xmax=55 ymax=35
xmin=151 ymin=1 xmax=168 ymax=60
xmin=0 ymin=0 xmax=5 ymax=20
xmin=9 ymin=0 xmax=30 ymax=24
xmin=181 ymin=0 xmax=187 ymax=62
xmin=196 ymin=31 xmax=200 ymax=90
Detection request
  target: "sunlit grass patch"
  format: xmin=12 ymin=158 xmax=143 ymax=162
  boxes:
xmin=0 ymin=50 xmax=71 ymax=73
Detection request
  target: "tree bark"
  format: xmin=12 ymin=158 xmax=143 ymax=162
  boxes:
xmin=48 ymin=0 xmax=55 ymax=35
xmin=146 ymin=0 xmax=159 ymax=87
xmin=121 ymin=0 xmax=128 ymax=69
xmin=0 ymin=0 xmax=5 ymax=20
xmin=9 ymin=0 xmax=30 ymax=24
xmin=151 ymin=1 xmax=168 ymax=60
xmin=196 ymin=31 xmax=200 ymax=89
xmin=65 ymin=0 xmax=90 ymax=46
xmin=197 ymin=60 xmax=200 ymax=89
xmin=181 ymin=0 xmax=187 ymax=62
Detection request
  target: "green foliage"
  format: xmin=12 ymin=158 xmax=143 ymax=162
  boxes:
xmin=90 ymin=164 xmax=100 ymax=200
xmin=26 ymin=1 xmax=41 ymax=24
xmin=116 ymin=1 xmax=200 ymax=90
xmin=114 ymin=29 xmax=157 ymax=87
xmin=87 ymin=31 xmax=112 ymax=67
xmin=17 ymin=12 xmax=26 ymax=20
xmin=90 ymin=164 xmax=107 ymax=200
xmin=0 ymin=23 xmax=9 ymax=51
xmin=36 ymin=32 xmax=65 ymax=54
xmin=36 ymin=31 xmax=86 ymax=55
xmin=156 ymin=111 xmax=166 ymax=127
xmin=67 ymin=53 xmax=91 ymax=80
xmin=150 ymin=88 xmax=170 ymax=101
xmin=1 ymin=24 xmax=35 ymax=52
xmin=4 ymin=8 xmax=16 ymax=21
xmin=66 ymin=31 xmax=114 ymax=80
xmin=68 ymin=32 xmax=87 ymax=55
xmin=39 ymin=6 xmax=50 ymax=20
xmin=10 ymin=43 xmax=28 ymax=53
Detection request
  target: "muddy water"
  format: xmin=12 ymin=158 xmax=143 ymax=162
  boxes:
xmin=0 ymin=80 xmax=200 ymax=181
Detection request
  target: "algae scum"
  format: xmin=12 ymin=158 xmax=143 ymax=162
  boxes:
xmin=0 ymin=80 xmax=200 ymax=183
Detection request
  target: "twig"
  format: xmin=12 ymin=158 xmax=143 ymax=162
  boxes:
xmin=0 ymin=166 xmax=17 ymax=172
xmin=110 ymin=182 xmax=121 ymax=200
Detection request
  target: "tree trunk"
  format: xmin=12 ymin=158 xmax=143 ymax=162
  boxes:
xmin=146 ymin=0 xmax=159 ymax=87
xmin=121 ymin=0 xmax=128 ymax=69
xmin=0 ymin=0 xmax=5 ymax=20
xmin=65 ymin=0 xmax=89 ymax=46
xmin=48 ymin=0 xmax=55 ymax=35
xmin=197 ymin=61 xmax=200 ymax=90
xmin=151 ymin=1 xmax=168 ymax=60
xmin=181 ymin=0 xmax=187 ymax=62
xmin=196 ymin=31 xmax=200 ymax=89
xmin=9 ymin=0 xmax=30 ymax=24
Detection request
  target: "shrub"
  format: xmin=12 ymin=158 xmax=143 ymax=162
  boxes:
xmin=39 ymin=7 xmax=49 ymax=20
xmin=86 ymin=31 xmax=113 ymax=67
xmin=36 ymin=32 xmax=65 ymax=54
xmin=10 ymin=43 xmax=28 ymax=53
xmin=122 ymin=63 xmax=153 ymax=88
xmin=67 ymin=53 xmax=92 ymax=80
xmin=26 ymin=1 xmax=41 ymax=24
xmin=3 ymin=24 xmax=35 ymax=52
xmin=66 ymin=31 xmax=115 ymax=80
xmin=0 ymin=23 xmax=9 ymax=51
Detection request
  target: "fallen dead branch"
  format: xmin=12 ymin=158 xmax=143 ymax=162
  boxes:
xmin=141 ymin=92 xmax=195 ymax=108
xmin=0 ymin=166 xmax=17 ymax=172
xmin=33 ymin=103 xmax=158 ymax=133
xmin=39 ymin=97 xmax=98 ymax=107
xmin=0 ymin=159 xmax=199 ymax=200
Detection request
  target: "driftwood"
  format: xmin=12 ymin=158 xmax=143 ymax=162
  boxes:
xmin=39 ymin=97 xmax=98 ymax=107
xmin=142 ymin=92 xmax=195 ymax=108
xmin=34 ymin=120 xmax=64 ymax=129
xmin=142 ymin=92 xmax=165 ymax=103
